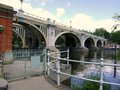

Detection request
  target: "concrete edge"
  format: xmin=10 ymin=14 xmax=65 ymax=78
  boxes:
xmin=44 ymin=75 xmax=70 ymax=90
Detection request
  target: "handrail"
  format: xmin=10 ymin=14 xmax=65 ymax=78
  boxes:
xmin=47 ymin=50 xmax=120 ymax=90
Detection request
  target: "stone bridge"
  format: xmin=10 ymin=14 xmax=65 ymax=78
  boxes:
xmin=12 ymin=9 xmax=106 ymax=52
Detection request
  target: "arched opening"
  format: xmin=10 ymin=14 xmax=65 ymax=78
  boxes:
xmin=12 ymin=32 xmax=23 ymax=49
xmin=85 ymin=38 xmax=94 ymax=50
xmin=97 ymin=40 xmax=102 ymax=48
xmin=55 ymin=33 xmax=80 ymax=49
xmin=103 ymin=41 xmax=106 ymax=47
xmin=13 ymin=22 xmax=46 ymax=49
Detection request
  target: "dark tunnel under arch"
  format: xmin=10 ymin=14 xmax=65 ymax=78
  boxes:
xmin=85 ymin=38 xmax=94 ymax=50
xmin=55 ymin=32 xmax=81 ymax=49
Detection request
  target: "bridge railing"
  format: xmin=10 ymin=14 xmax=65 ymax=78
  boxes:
xmin=23 ymin=12 xmax=47 ymax=22
xmin=47 ymin=50 xmax=120 ymax=90
xmin=14 ymin=9 xmax=46 ymax=22
xmin=12 ymin=48 xmax=43 ymax=60
xmin=14 ymin=9 xmax=105 ymax=40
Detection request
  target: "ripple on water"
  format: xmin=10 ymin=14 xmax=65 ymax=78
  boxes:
xmin=72 ymin=60 xmax=120 ymax=90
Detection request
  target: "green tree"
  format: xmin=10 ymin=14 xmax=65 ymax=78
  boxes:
xmin=93 ymin=28 xmax=110 ymax=40
xmin=110 ymin=14 xmax=120 ymax=44
xmin=111 ymin=30 xmax=120 ymax=44
xmin=113 ymin=14 xmax=120 ymax=22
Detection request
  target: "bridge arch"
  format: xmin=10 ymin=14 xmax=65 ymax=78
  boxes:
xmin=85 ymin=37 xmax=94 ymax=50
xmin=12 ymin=30 xmax=23 ymax=48
xmin=97 ymin=40 xmax=102 ymax=48
xmin=55 ymin=31 xmax=81 ymax=49
xmin=16 ymin=22 xmax=47 ymax=48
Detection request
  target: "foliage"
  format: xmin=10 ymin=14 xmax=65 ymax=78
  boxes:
xmin=93 ymin=28 xmax=110 ymax=40
xmin=72 ymin=74 xmax=110 ymax=90
xmin=111 ymin=31 xmax=120 ymax=44
xmin=117 ymin=49 xmax=120 ymax=60
xmin=93 ymin=26 xmax=120 ymax=45
xmin=110 ymin=14 xmax=120 ymax=44
xmin=113 ymin=14 xmax=120 ymax=21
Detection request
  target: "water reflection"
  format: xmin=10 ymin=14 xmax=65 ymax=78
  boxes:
xmin=69 ymin=49 xmax=120 ymax=90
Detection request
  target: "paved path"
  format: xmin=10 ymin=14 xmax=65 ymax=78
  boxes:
xmin=8 ymin=76 xmax=59 ymax=90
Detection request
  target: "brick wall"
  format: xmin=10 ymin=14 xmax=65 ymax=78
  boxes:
xmin=0 ymin=4 xmax=16 ymax=52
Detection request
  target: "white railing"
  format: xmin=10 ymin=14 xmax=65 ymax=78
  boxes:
xmin=47 ymin=50 xmax=120 ymax=90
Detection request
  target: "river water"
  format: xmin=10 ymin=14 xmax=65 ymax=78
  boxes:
xmin=67 ymin=49 xmax=120 ymax=90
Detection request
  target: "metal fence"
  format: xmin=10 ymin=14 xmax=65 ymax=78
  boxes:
xmin=0 ymin=48 xmax=45 ymax=81
xmin=47 ymin=50 xmax=120 ymax=90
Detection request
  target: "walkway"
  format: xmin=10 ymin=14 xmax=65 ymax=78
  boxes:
xmin=8 ymin=76 xmax=60 ymax=90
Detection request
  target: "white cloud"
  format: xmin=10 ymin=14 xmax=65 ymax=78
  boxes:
xmin=55 ymin=8 xmax=65 ymax=18
xmin=0 ymin=0 xmax=55 ymax=19
xmin=0 ymin=0 xmax=115 ymax=32
xmin=95 ymin=19 xmax=115 ymax=32
xmin=0 ymin=0 xmax=21 ymax=9
xmin=62 ymin=13 xmax=115 ymax=32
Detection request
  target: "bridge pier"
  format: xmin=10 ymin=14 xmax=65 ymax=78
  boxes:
xmin=69 ymin=47 xmax=88 ymax=60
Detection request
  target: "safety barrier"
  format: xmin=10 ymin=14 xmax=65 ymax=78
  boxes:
xmin=47 ymin=49 xmax=120 ymax=90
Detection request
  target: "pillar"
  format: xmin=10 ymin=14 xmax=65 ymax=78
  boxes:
xmin=101 ymin=40 xmax=104 ymax=48
xmin=80 ymin=35 xmax=86 ymax=48
xmin=81 ymin=39 xmax=85 ymax=47
xmin=47 ymin=18 xmax=56 ymax=50
xmin=78 ymin=35 xmax=89 ymax=52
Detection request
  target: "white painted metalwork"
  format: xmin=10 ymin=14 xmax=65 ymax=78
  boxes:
xmin=47 ymin=50 xmax=120 ymax=90
xmin=56 ymin=51 xmax=60 ymax=85
xmin=67 ymin=49 xmax=69 ymax=66
xmin=47 ymin=51 xmax=50 ymax=75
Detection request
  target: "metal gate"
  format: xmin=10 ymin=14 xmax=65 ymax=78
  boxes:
xmin=2 ymin=48 xmax=45 ymax=81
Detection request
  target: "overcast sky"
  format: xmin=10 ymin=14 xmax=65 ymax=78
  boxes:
xmin=0 ymin=0 xmax=120 ymax=32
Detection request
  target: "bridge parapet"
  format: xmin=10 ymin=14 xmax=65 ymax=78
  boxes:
xmin=13 ymin=9 xmax=106 ymax=49
xmin=14 ymin=10 xmax=106 ymax=40
xmin=14 ymin=10 xmax=78 ymax=32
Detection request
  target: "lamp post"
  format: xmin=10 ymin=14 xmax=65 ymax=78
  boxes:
xmin=70 ymin=20 xmax=72 ymax=28
xmin=110 ymin=24 xmax=120 ymax=78
xmin=112 ymin=14 xmax=120 ymax=77
xmin=20 ymin=0 xmax=23 ymax=10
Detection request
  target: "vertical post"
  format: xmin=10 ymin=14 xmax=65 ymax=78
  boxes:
xmin=20 ymin=0 xmax=23 ymax=10
xmin=25 ymin=59 xmax=27 ymax=79
xmin=47 ymin=50 xmax=50 ymax=75
xmin=1 ymin=52 xmax=4 ymax=78
xmin=99 ymin=58 xmax=104 ymax=90
xmin=56 ymin=52 xmax=60 ymax=85
xmin=67 ymin=49 xmax=69 ymax=66
xmin=44 ymin=48 xmax=47 ymax=75
xmin=114 ymin=44 xmax=117 ymax=78
xmin=22 ymin=28 xmax=26 ymax=48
